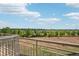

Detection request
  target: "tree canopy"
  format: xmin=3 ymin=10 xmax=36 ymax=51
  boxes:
xmin=0 ymin=27 xmax=79 ymax=37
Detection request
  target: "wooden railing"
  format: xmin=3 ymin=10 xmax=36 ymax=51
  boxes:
xmin=0 ymin=35 xmax=19 ymax=56
xmin=19 ymin=37 xmax=79 ymax=56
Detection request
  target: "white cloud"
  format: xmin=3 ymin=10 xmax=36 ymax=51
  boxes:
xmin=66 ymin=3 xmax=79 ymax=8
xmin=25 ymin=17 xmax=61 ymax=29
xmin=0 ymin=3 xmax=61 ymax=29
xmin=64 ymin=23 xmax=79 ymax=29
xmin=0 ymin=3 xmax=40 ymax=18
xmin=37 ymin=18 xmax=60 ymax=23
xmin=65 ymin=24 xmax=76 ymax=26
xmin=65 ymin=24 xmax=69 ymax=26
xmin=64 ymin=12 xmax=79 ymax=20
xmin=0 ymin=20 xmax=10 ymax=28
xmin=25 ymin=17 xmax=61 ymax=25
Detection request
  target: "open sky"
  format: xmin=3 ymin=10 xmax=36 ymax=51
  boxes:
xmin=0 ymin=3 xmax=79 ymax=29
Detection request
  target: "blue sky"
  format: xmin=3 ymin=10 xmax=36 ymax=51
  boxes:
xmin=0 ymin=3 xmax=79 ymax=29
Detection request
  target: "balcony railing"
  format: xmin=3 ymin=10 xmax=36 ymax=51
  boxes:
xmin=19 ymin=37 xmax=79 ymax=56
xmin=0 ymin=35 xmax=19 ymax=56
xmin=1 ymin=35 xmax=79 ymax=56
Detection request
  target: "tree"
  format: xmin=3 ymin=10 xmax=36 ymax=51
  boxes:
xmin=1 ymin=27 xmax=11 ymax=33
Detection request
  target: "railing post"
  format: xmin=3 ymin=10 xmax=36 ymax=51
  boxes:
xmin=35 ymin=40 xmax=38 ymax=56
xmin=15 ymin=36 xmax=20 ymax=56
xmin=32 ymin=44 xmax=35 ymax=56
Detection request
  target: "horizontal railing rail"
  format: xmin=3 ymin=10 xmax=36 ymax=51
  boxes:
xmin=0 ymin=35 xmax=19 ymax=40
xmin=20 ymin=37 xmax=79 ymax=47
xmin=19 ymin=37 xmax=79 ymax=56
xmin=19 ymin=40 xmax=76 ymax=53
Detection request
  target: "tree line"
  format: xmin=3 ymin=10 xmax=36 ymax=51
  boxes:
xmin=0 ymin=27 xmax=79 ymax=37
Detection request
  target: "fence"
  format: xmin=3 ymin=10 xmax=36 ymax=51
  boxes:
xmin=0 ymin=35 xmax=19 ymax=56
xmin=19 ymin=37 xmax=79 ymax=56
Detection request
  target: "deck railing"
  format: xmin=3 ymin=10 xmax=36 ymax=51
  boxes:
xmin=0 ymin=35 xmax=19 ymax=56
xmin=19 ymin=37 xmax=79 ymax=56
